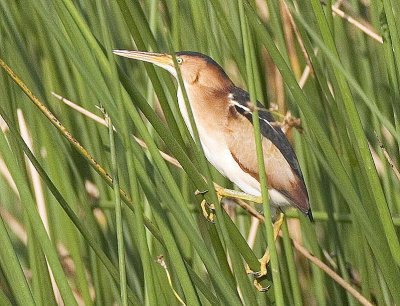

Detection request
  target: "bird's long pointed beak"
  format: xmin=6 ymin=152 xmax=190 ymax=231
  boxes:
xmin=113 ymin=50 xmax=176 ymax=75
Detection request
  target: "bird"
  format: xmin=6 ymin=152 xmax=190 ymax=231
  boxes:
xmin=113 ymin=50 xmax=312 ymax=289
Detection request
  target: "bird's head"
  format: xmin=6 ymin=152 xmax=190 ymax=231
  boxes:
xmin=113 ymin=50 xmax=233 ymax=91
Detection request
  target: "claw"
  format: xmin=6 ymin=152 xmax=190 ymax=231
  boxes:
xmin=246 ymin=262 xmax=271 ymax=292
xmin=250 ymin=271 xmax=263 ymax=279
xmin=194 ymin=189 xmax=208 ymax=196
xmin=246 ymin=256 xmax=269 ymax=277
xmin=253 ymin=281 xmax=271 ymax=292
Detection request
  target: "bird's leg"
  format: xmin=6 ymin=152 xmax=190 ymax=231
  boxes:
xmin=214 ymin=185 xmax=263 ymax=204
xmin=246 ymin=212 xmax=284 ymax=292
xmin=195 ymin=185 xmax=263 ymax=222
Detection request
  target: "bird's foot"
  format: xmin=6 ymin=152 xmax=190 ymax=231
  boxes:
xmin=268 ymin=110 xmax=302 ymax=134
xmin=245 ymin=257 xmax=271 ymax=292
xmin=200 ymin=200 xmax=215 ymax=223
xmin=283 ymin=111 xmax=302 ymax=133
xmin=195 ymin=189 xmax=217 ymax=223
xmin=246 ymin=213 xmax=285 ymax=291
xmin=272 ymin=111 xmax=302 ymax=134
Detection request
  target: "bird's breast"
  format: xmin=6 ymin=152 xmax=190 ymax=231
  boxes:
xmin=177 ymin=85 xmax=262 ymax=195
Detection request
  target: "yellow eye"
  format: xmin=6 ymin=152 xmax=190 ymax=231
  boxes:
xmin=177 ymin=57 xmax=183 ymax=64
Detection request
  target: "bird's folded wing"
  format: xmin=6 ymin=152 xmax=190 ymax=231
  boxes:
xmin=226 ymin=86 xmax=309 ymax=212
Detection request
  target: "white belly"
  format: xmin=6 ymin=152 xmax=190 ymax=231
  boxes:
xmin=177 ymin=87 xmax=290 ymax=208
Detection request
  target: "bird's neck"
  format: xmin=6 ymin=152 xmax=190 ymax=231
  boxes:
xmin=177 ymin=82 xmax=231 ymax=138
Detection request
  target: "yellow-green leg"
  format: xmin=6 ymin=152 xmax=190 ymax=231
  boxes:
xmin=247 ymin=213 xmax=284 ymax=291
xmin=196 ymin=186 xmax=262 ymax=222
xmin=214 ymin=186 xmax=262 ymax=204
xmin=196 ymin=186 xmax=285 ymax=291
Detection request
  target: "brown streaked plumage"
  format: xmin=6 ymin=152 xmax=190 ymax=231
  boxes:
xmin=113 ymin=50 xmax=313 ymax=221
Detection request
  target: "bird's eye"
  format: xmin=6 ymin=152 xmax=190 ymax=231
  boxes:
xmin=177 ymin=57 xmax=183 ymax=64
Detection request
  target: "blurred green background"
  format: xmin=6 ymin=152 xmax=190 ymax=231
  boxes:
xmin=0 ymin=0 xmax=399 ymax=305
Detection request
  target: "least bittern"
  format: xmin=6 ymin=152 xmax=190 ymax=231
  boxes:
xmin=113 ymin=50 xmax=312 ymax=290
